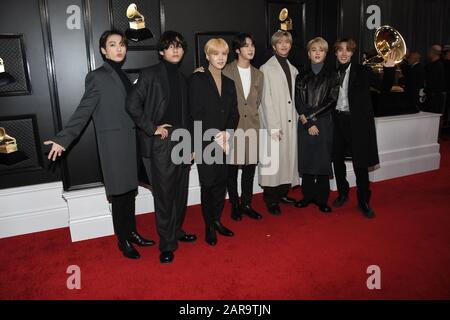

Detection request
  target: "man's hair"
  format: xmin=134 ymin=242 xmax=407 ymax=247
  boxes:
xmin=158 ymin=31 xmax=187 ymax=52
xmin=429 ymin=44 xmax=442 ymax=57
xmin=204 ymin=38 xmax=229 ymax=56
xmin=334 ymin=38 xmax=357 ymax=53
xmin=307 ymin=37 xmax=329 ymax=53
xmin=232 ymin=33 xmax=255 ymax=55
xmin=99 ymin=30 xmax=128 ymax=61
xmin=271 ymin=30 xmax=293 ymax=47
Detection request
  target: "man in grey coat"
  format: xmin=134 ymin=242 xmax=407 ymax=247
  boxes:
xmin=44 ymin=30 xmax=154 ymax=259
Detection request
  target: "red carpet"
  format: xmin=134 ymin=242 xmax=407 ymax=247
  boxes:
xmin=1 ymin=140 xmax=450 ymax=300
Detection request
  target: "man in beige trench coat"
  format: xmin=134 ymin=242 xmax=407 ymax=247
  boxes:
xmin=258 ymin=30 xmax=299 ymax=215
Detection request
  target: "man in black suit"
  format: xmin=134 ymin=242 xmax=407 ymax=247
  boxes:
xmin=189 ymin=38 xmax=240 ymax=246
xmin=401 ymin=51 xmax=425 ymax=111
xmin=425 ymin=45 xmax=446 ymax=114
xmin=332 ymin=38 xmax=395 ymax=219
xmin=126 ymin=31 xmax=197 ymax=264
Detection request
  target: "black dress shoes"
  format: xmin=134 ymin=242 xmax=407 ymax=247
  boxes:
xmin=118 ymin=240 xmax=140 ymax=259
xmin=231 ymin=205 xmax=242 ymax=221
xmin=333 ymin=194 xmax=349 ymax=208
xmin=241 ymin=205 xmax=262 ymax=220
xmin=205 ymin=225 xmax=217 ymax=246
xmin=178 ymin=233 xmax=197 ymax=242
xmin=160 ymin=251 xmax=174 ymax=264
xmin=128 ymin=231 xmax=155 ymax=247
xmin=318 ymin=204 xmax=332 ymax=213
xmin=214 ymin=221 xmax=234 ymax=236
xmin=267 ymin=203 xmax=281 ymax=215
xmin=295 ymin=199 xmax=310 ymax=208
xmin=280 ymin=196 xmax=297 ymax=205
xmin=358 ymin=202 xmax=376 ymax=219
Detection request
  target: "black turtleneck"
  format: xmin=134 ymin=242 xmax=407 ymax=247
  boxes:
xmin=160 ymin=59 xmax=182 ymax=128
xmin=105 ymin=58 xmax=132 ymax=93
xmin=275 ymin=54 xmax=292 ymax=98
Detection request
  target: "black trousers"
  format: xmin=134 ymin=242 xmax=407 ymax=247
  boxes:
xmin=227 ymin=164 xmax=257 ymax=207
xmin=111 ymin=189 xmax=137 ymax=243
xmin=333 ymin=112 xmax=370 ymax=203
xmin=200 ymin=181 xmax=227 ymax=227
xmin=263 ymin=184 xmax=290 ymax=206
xmin=301 ymin=174 xmax=330 ymax=206
xmin=142 ymin=138 xmax=190 ymax=252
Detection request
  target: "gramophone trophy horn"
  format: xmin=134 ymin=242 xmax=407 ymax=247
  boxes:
xmin=125 ymin=3 xmax=153 ymax=42
xmin=126 ymin=3 xmax=145 ymax=30
xmin=363 ymin=25 xmax=407 ymax=73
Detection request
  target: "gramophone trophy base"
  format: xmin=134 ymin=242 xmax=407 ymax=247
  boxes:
xmin=130 ymin=21 xmax=145 ymax=30
xmin=125 ymin=28 xmax=153 ymax=42
xmin=0 ymin=150 xmax=28 ymax=166
xmin=0 ymin=143 xmax=18 ymax=154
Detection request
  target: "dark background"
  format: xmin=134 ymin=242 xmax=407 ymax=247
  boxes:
xmin=0 ymin=0 xmax=449 ymax=191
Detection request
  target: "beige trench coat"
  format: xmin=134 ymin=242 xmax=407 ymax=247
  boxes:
xmin=258 ymin=55 xmax=299 ymax=187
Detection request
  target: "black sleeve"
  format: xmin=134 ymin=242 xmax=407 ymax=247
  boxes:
xmin=188 ymin=74 xmax=205 ymax=123
xmin=368 ymin=65 xmax=395 ymax=92
xmin=294 ymin=76 xmax=315 ymax=130
xmin=126 ymin=70 xmax=157 ymax=137
xmin=52 ymin=72 xmax=100 ymax=149
xmin=226 ymin=83 xmax=240 ymax=130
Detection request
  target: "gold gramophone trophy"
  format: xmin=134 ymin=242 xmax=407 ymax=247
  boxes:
xmin=279 ymin=8 xmax=293 ymax=31
xmin=0 ymin=127 xmax=18 ymax=154
xmin=0 ymin=57 xmax=16 ymax=87
xmin=125 ymin=3 xmax=153 ymax=42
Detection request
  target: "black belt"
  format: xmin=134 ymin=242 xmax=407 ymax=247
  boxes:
xmin=335 ymin=110 xmax=351 ymax=115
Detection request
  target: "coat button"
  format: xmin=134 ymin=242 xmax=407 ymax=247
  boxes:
xmin=288 ymin=101 xmax=291 ymax=104
xmin=244 ymin=115 xmax=247 ymax=117
xmin=288 ymin=120 xmax=292 ymax=122
xmin=244 ymin=103 xmax=247 ymax=106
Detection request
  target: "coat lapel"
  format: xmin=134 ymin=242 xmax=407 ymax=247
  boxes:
xmin=179 ymin=73 xmax=187 ymax=127
xmin=348 ymin=63 xmax=357 ymax=94
xmin=271 ymin=56 xmax=292 ymax=98
xmin=103 ymin=62 xmax=126 ymax=96
xmin=205 ymin=68 xmax=222 ymax=100
xmin=230 ymin=60 xmax=246 ymax=101
xmin=157 ymin=62 xmax=170 ymax=101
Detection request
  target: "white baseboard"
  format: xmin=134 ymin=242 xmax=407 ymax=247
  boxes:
xmin=0 ymin=182 xmax=68 ymax=238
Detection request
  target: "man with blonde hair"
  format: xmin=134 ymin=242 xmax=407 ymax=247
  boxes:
xmin=258 ymin=30 xmax=299 ymax=215
xmin=295 ymin=36 xmax=338 ymax=213
xmin=189 ymin=38 xmax=240 ymax=246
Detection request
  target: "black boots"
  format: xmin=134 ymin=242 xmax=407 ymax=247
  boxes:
xmin=358 ymin=190 xmax=375 ymax=219
xmin=332 ymin=194 xmax=349 ymax=208
xmin=118 ymin=240 xmax=140 ymax=259
xmin=232 ymin=202 xmax=262 ymax=221
xmin=231 ymin=204 xmax=242 ymax=221
xmin=128 ymin=231 xmax=155 ymax=247
xmin=205 ymin=225 xmax=217 ymax=246
xmin=214 ymin=220 xmax=234 ymax=237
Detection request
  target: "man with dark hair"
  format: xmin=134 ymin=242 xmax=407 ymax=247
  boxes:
xmin=126 ymin=31 xmax=196 ymax=264
xmin=425 ymin=45 xmax=446 ymax=114
xmin=332 ymin=38 xmax=395 ymax=219
xmin=45 ymin=30 xmax=155 ymax=260
xmin=401 ymin=51 xmax=425 ymax=110
xmin=223 ymin=33 xmax=264 ymax=221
